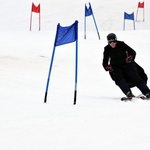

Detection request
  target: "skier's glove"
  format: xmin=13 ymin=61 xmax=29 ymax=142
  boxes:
xmin=126 ymin=55 xmax=133 ymax=63
xmin=105 ymin=65 xmax=113 ymax=72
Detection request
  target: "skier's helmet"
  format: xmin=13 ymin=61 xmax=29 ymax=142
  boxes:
xmin=107 ymin=33 xmax=117 ymax=43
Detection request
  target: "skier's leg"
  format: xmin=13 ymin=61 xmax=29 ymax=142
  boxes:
xmin=112 ymin=68 xmax=133 ymax=96
xmin=124 ymin=63 xmax=150 ymax=96
xmin=116 ymin=79 xmax=134 ymax=97
xmin=137 ymin=83 xmax=150 ymax=96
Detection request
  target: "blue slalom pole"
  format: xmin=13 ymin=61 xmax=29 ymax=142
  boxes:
xmin=84 ymin=4 xmax=87 ymax=39
xmin=74 ymin=40 xmax=78 ymax=105
xmin=91 ymin=13 xmax=100 ymax=40
xmin=74 ymin=21 xmax=78 ymax=105
xmin=44 ymin=47 xmax=56 ymax=103
xmin=123 ymin=19 xmax=125 ymax=30
xmin=133 ymin=20 xmax=135 ymax=30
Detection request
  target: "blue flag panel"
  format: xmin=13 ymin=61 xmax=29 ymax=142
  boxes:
xmin=85 ymin=4 xmax=93 ymax=17
xmin=124 ymin=12 xmax=134 ymax=20
xmin=54 ymin=21 xmax=78 ymax=46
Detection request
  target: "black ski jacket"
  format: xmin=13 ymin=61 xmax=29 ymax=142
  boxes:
xmin=103 ymin=41 xmax=136 ymax=70
xmin=102 ymin=40 xmax=148 ymax=87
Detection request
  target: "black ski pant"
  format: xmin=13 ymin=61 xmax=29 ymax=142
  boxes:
xmin=112 ymin=62 xmax=150 ymax=95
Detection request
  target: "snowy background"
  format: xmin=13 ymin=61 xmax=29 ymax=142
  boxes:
xmin=1 ymin=0 xmax=150 ymax=150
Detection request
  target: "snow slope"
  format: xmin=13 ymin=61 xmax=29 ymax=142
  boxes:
xmin=0 ymin=0 xmax=150 ymax=150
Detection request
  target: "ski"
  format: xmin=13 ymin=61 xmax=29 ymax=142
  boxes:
xmin=137 ymin=95 xmax=149 ymax=100
xmin=121 ymin=97 xmax=132 ymax=101
xmin=121 ymin=94 xmax=150 ymax=101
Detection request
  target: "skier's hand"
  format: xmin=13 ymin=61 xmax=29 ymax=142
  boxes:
xmin=105 ymin=65 xmax=113 ymax=72
xmin=126 ymin=55 xmax=133 ymax=63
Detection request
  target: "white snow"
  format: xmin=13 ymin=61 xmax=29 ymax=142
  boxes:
xmin=0 ymin=0 xmax=150 ymax=150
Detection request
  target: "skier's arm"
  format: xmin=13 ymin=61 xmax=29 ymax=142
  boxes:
xmin=123 ymin=42 xmax=136 ymax=60
xmin=102 ymin=49 xmax=110 ymax=71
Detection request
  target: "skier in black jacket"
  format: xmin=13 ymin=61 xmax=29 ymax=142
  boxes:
xmin=102 ymin=33 xmax=150 ymax=99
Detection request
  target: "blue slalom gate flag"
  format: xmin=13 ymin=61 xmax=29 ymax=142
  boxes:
xmin=124 ymin=12 xmax=134 ymax=20
xmin=44 ymin=20 xmax=78 ymax=105
xmin=123 ymin=12 xmax=135 ymax=30
xmin=54 ymin=21 xmax=78 ymax=46
xmin=85 ymin=3 xmax=93 ymax=17
xmin=84 ymin=2 xmax=100 ymax=40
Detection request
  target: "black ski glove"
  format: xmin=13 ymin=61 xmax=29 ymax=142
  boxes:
xmin=126 ymin=55 xmax=133 ymax=63
xmin=105 ymin=65 xmax=113 ymax=72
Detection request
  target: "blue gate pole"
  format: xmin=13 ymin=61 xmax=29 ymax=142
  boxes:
xmin=91 ymin=14 xmax=100 ymax=40
xmin=44 ymin=47 xmax=56 ymax=103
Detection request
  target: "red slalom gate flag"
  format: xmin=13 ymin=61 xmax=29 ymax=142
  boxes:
xmin=30 ymin=3 xmax=41 ymax=31
xmin=138 ymin=2 xmax=144 ymax=8
xmin=32 ymin=3 xmax=40 ymax=13
xmin=136 ymin=1 xmax=145 ymax=22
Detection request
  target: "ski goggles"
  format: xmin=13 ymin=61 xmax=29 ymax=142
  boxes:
xmin=108 ymin=39 xmax=117 ymax=44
